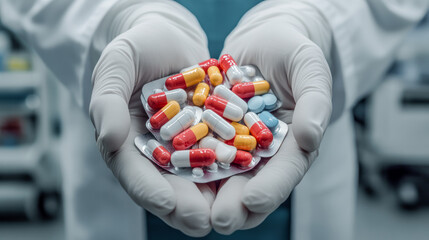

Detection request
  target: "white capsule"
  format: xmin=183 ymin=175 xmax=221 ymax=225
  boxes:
xmin=213 ymin=85 xmax=248 ymax=113
xmin=227 ymin=66 xmax=244 ymax=85
xmin=160 ymin=108 xmax=195 ymax=141
xmin=202 ymin=110 xmax=236 ymax=140
xmin=199 ymin=136 xmax=237 ymax=164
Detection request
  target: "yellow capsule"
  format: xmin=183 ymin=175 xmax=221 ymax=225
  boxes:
xmin=254 ymin=80 xmax=270 ymax=95
xmin=190 ymin=123 xmax=209 ymax=140
xmin=184 ymin=67 xmax=206 ymax=87
xmin=193 ymin=83 xmax=210 ymax=106
xmin=208 ymin=66 xmax=223 ymax=86
xmin=225 ymin=135 xmax=257 ymax=151
xmin=149 ymin=101 xmax=180 ymax=129
xmin=230 ymin=122 xmax=249 ymax=135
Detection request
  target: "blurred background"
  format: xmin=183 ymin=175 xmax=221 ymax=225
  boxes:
xmin=0 ymin=12 xmax=428 ymax=240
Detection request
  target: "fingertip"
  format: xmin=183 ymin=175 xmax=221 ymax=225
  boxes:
xmin=242 ymin=184 xmax=277 ymax=214
xmin=292 ymin=93 xmax=331 ymax=152
xmin=142 ymin=187 xmax=176 ymax=216
xmin=90 ymin=94 xmax=130 ymax=152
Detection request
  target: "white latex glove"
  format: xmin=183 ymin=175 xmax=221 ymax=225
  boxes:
xmin=211 ymin=1 xmax=333 ymax=234
xmin=88 ymin=1 xmax=215 ymax=237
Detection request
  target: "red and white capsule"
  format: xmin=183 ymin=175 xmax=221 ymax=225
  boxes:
xmin=219 ymin=54 xmax=244 ymax=85
xmin=244 ymin=112 xmax=273 ymax=148
xmin=171 ymin=149 xmax=216 ymax=168
xmin=181 ymin=58 xmax=219 ymax=73
xmin=204 ymin=95 xmax=243 ymax=122
xmin=147 ymin=89 xmax=187 ymax=110
xmin=146 ymin=139 xmax=171 ymax=165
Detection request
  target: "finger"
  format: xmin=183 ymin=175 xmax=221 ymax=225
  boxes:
xmin=287 ymin=43 xmax=332 ymax=152
xmin=211 ymin=174 xmax=251 ymax=235
xmin=90 ymin=39 xmax=137 ymax=152
xmin=105 ymin=115 xmax=176 ymax=217
xmin=161 ymin=175 xmax=212 ymax=237
xmin=242 ymin=125 xmax=317 ymax=213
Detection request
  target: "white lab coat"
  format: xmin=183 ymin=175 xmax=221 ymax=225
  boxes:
xmin=1 ymin=1 xmax=428 ymax=240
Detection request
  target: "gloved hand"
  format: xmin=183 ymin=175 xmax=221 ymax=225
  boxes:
xmin=211 ymin=1 xmax=333 ymax=234
xmin=88 ymin=1 xmax=215 ymax=237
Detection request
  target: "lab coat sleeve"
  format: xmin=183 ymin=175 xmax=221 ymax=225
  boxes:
xmin=0 ymin=0 xmax=120 ymax=108
xmin=304 ymin=0 xmax=429 ymax=120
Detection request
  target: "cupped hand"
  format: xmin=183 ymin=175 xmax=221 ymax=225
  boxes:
xmin=89 ymin=1 xmax=215 ymax=237
xmin=211 ymin=1 xmax=333 ymax=234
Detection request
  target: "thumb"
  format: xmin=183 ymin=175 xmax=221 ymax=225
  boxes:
xmin=288 ymin=42 xmax=332 ymax=152
xmin=90 ymin=39 xmax=136 ymax=152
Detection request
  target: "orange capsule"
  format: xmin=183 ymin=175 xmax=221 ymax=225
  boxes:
xmin=165 ymin=67 xmax=205 ymax=90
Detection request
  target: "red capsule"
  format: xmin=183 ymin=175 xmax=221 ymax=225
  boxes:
xmin=171 ymin=149 xmax=216 ymax=168
xmin=199 ymin=58 xmax=219 ymax=73
xmin=232 ymin=150 xmax=253 ymax=167
xmin=147 ymin=139 xmax=171 ymax=165
xmin=147 ymin=89 xmax=187 ymax=110
xmin=244 ymin=112 xmax=273 ymax=148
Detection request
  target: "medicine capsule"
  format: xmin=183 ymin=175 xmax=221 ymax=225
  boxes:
xmin=160 ymin=108 xmax=195 ymax=141
xmin=232 ymin=150 xmax=253 ymax=167
xmin=219 ymin=54 xmax=244 ymax=85
xmin=146 ymin=139 xmax=171 ymax=165
xmin=147 ymin=89 xmax=187 ymax=110
xmin=232 ymin=80 xmax=270 ymax=99
xmin=202 ymin=110 xmax=235 ymax=140
xmin=150 ymin=101 xmax=180 ymax=129
xmin=165 ymin=67 xmax=205 ymax=90
xmin=224 ymin=135 xmax=257 ymax=151
xmin=205 ymin=95 xmax=243 ymax=122
xmin=181 ymin=58 xmax=219 ymax=73
xmin=207 ymin=66 xmax=223 ymax=86
xmin=199 ymin=136 xmax=237 ymax=164
xmin=244 ymin=112 xmax=273 ymax=148
xmin=213 ymin=85 xmax=248 ymax=113
xmin=173 ymin=123 xmax=209 ymax=150
xmin=192 ymin=83 xmax=210 ymax=106
xmin=171 ymin=149 xmax=216 ymax=168
xmin=230 ymin=122 xmax=249 ymax=135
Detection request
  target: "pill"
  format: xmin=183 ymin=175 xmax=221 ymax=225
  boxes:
xmin=242 ymin=66 xmax=256 ymax=77
xmin=165 ymin=67 xmax=205 ymax=90
xmin=173 ymin=123 xmax=208 ymax=150
xmin=202 ymin=110 xmax=235 ymax=140
xmin=150 ymin=101 xmax=180 ymax=129
xmin=146 ymin=139 xmax=171 ymax=165
xmin=181 ymin=58 xmax=219 ymax=73
xmin=213 ymin=85 xmax=248 ymax=113
xmin=171 ymin=149 xmax=216 ymax=168
xmin=147 ymin=89 xmax=187 ymax=110
xmin=160 ymin=108 xmax=195 ymax=141
xmin=192 ymin=82 xmax=210 ymax=106
xmin=262 ymin=93 xmax=277 ymax=110
xmin=205 ymin=95 xmax=243 ymax=122
xmin=207 ymin=66 xmax=223 ymax=86
xmin=224 ymin=135 xmax=257 ymax=151
xmin=199 ymin=136 xmax=237 ymax=164
xmin=232 ymin=80 xmax=270 ymax=99
xmin=258 ymin=111 xmax=279 ymax=132
xmin=230 ymin=122 xmax=249 ymax=135
xmin=248 ymin=96 xmax=265 ymax=113
xmin=208 ymin=162 xmax=218 ymax=172
xmin=232 ymin=150 xmax=253 ymax=167
xmin=192 ymin=167 xmax=204 ymax=177
xmin=219 ymin=54 xmax=244 ymax=85
xmin=244 ymin=112 xmax=273 ymax=148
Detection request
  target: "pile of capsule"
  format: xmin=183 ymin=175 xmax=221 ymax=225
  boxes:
xmin=144 ymin=54 xmax=280 ymax=173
